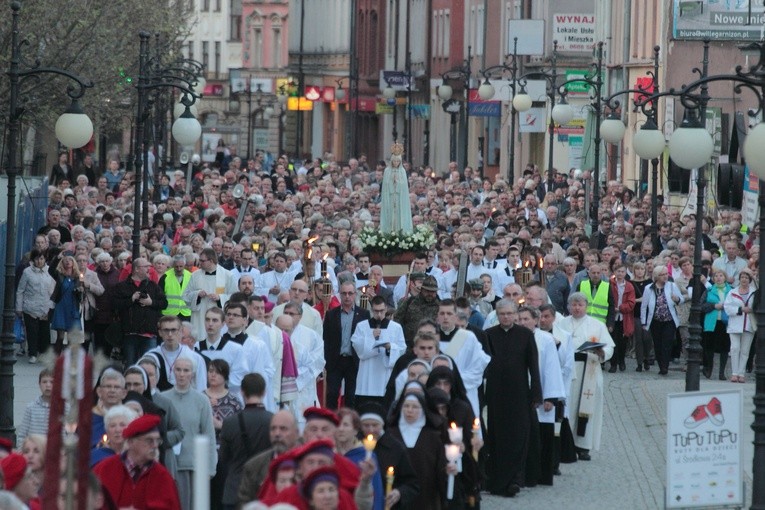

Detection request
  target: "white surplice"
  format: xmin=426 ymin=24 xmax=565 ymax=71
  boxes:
xmin=351 ymin=319 xmax=406 ymax=397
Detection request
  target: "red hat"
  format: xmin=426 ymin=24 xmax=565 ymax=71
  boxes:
xmin=293 ymin=438 xmax=335 ymax=462
xmin=0 ymin=436 xmax=12 ymax=453
xmin=300 ymin=465 xmax=340 ymax=500
xmin=122 ymin=414 xmax=160 ymax=439
xmin=1 ymin=453 xmax=27 ymax=490
xmin=303 ymin=407 xmax=339 ymax=426
xmin=267 ymin=450 xmax=297 ymax=483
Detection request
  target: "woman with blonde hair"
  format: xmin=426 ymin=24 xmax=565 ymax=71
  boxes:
xmin=51 ymin=255 xmax=83 ymax=354
xmin=20 ymin=434 xmax=46 ymax=484
xmin=723 ymin=269 xmax=757 ymax=383
xmin=701 ymin=269 xmax=732 ymax=380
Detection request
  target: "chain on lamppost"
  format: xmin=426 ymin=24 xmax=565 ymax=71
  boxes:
xmin=0 ymin=0 xmax=95 ymax=442
xmin=131 ymin=31 xmax=203 ymax=261
xmin=478 ymin=37 xmax=524 ymax=183
xmin=438 ymin=46 xmax=473 ymax=170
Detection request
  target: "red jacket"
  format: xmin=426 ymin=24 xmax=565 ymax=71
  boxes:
xmin=260 ymin=452 xmax=360 ymax=504
xmin=611 ymin=278 xmax=636 ymax=336
xmin=93 ymin=454 xmax=180 ymax=509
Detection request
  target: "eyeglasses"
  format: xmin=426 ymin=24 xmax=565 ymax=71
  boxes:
xmin=225 ymin=312 xmax=244 ymax=318
xmin=340 ymin=291 xmax=356 ymax=296
xmin=199 ymin=258 xmax=209 ymax=263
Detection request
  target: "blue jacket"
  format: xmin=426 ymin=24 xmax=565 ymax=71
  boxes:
xmin=701 ymin=283 xmax=732 ymax=332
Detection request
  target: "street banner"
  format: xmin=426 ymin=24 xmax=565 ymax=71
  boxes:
xmin=666 ymin=389 xmax=743 ymax=508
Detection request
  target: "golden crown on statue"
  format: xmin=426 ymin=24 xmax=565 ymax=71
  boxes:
xmin=390 ymin=142 xmax=404 ymax=156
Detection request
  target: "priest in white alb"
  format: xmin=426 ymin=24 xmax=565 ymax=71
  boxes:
xmin=182 ymin=248 xmax=238 ymax=341
xmin=555 ymin=292 xmax=614 ymax=461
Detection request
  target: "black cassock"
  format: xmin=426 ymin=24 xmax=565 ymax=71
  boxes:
xmin=484 ymin=324 xmax=542 ymax=494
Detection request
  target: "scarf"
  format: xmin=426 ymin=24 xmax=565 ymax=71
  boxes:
xmin=280 ymin=331 xmax=299 ymax=403
xmin=398 ymin=395 xmax=426 ymax=448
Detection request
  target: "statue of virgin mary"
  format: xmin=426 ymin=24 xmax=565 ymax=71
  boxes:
xmin=379 ymin=142 xmax=414 ymax=234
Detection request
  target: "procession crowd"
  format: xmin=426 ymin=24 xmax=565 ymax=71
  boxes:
xmin=0 ymin=146 xmax=758 ymax=510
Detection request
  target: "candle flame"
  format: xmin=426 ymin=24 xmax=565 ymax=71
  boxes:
xmin=307 ymin=236 xmax=318 ymax=245
xmin=322 ymin=253 xmax=329 ymax=261
xmin=102 ymin=434 xmax=108 ymax=444
xmin=367 ymin=434 xmax=374 ymax=441
xmin=473 ymin=418 xmax=480 ymax=430
xmin=387 ymin=466 xmax=394 ymax=476
xmin=306 ymin=248 xmax=313 ymax=258
xmin=450 ymin=422 xmax=457 ymax=430
xmin=524 ymin=260 xmax=530 ymax=268
xmin=362 ymin=286 xmax=367 ymax=293
xmin=539 ymin=258 xmax=544 ymax=269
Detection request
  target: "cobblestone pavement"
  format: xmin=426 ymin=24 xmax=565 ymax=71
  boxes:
xmin=10 ymin=354 xmax=757 ymax=509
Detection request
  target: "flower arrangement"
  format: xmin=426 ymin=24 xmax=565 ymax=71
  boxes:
xmin=359 ymin=224 xmax=437 ymax=256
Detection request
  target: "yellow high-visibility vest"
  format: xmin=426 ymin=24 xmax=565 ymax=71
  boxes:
xmin=580 ymin=279 xmax=609 ymax=324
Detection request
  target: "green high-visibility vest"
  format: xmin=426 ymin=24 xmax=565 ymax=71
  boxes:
xmin=580 ymin=279 xmax=609 ymax=324
xmin=162 ymin=269 xmax=191 ymax=317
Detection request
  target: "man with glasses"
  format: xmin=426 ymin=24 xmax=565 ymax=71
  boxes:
xmin=323 ymin=282 xmax=371 ymax=409
xmin=221 ymin=302 xmax=276 ymax=410
xmin=94 ymin=414 xmax=181 ymax=509
xmin=196 ymin=307 xmax=249 ymax=396
xmin=272 ymin=279 xmax=323 ymax=337
xmin=351 ymin=296 xmax=405 ymax=409
xmin=114 ymin=257 xmax=168 ymax=366
xmin=183 ymin=248 xmax=238 ymax=341
xmin=146 ymin=316 xmax=207 ymax=391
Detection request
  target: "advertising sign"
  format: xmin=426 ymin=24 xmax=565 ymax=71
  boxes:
xmin=743 ymin=165 xmax=760 ymax=230
xmin=673 ymin=0 xmax=765 ymax=41
xmin=552 ymin=14 xmax=596 ymax=53
xmin=666 ymin=389 xmax=743 ymax=508
xmin=519 ymin=107 xmax=547 ymax=133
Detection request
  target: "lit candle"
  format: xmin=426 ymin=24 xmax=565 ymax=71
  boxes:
xmin=193 ymin=435 xmax=210 ymax=510
xmin=321 ymin=253 xmax=329 ymax=278
xmin=448 ymin=422 xmax=463 ymax=444
xmin=385 ymin=466 xmax=395 ymax=509
xmin=79 ymin=272 xmax=85 ymax=282
xmin=445 ymin=444 xmax=461 ymax=500
xmin=101 ymin=434 xmax=108 ymax=447
xmin=472 ymin=418 xmax=481 ymax=461
xmin=360 ymin=286 xmax=369 ymax=309
xmin=362 ymin=434 xmax=377 ymax=461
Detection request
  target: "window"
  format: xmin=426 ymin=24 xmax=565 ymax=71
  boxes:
xmin=253 ymin=109 xmax=268 ymax=129
xmin=202 ymin=41 xmax=209 ymax=70
xmin=272 ymin=28 xmax=281 ymax=68
xmin=369 ymin=11 xmax=378 ymax=74
xmin=229 ymin=0 xmax=242 ymax=41
xmin=187 ymin=41 xmax=194 ymax=61
xmin=214 ymin=42 xmax=221 ymax=78
xmin=252 ymin=28 xmax=262 ymax=68
xmin=203 ymin=0 xmax=209 ymax=11
xmin=214 ymin=0 xmax=221 ymax=12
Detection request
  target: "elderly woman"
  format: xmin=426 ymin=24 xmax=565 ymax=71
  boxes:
xmin=701 ymin=269 xmax=732 ymax=380
xmin=161 ymin=353 xmax=217 ymax=509
xmin=75 ymin=252 xmax=105 ymax=355
xmin=90 ymin=405 xmax=138 ymax=467
xmin=640 ymin=265 xmax=685 ymax=376
xmin=723 ymin=269 xmax=757 ymax=383
xmin=16 ymin=249 xmax=55 ymax=363
xmin=93 ymin=252 xmax=122 ymax=356
xmin=20 ymin=434 xmax=46 ymax=484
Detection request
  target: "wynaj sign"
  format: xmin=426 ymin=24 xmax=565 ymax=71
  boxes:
xmin=666 ymin=389 xmax=743 ymax=508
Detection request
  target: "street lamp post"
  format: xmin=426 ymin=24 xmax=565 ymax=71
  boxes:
xmin=478 ymin=37 xmax=521 ymax=183
xmin=603 ymin=46 xmax=663 ymax=249
xmin=509 ymin=41 xmax=560 ymax=189
xmin=438 ymin=46 xmax=473 ymax=170
xmin=550 ymin=42 xmax=605 ymax=247
xmin=1 ymin=0 xmax=95 ymax=442
xmin=131 ymin=31 xmax=203 ymax=261
xmin=614 ymin=38 xmax=765 ymax=504
xmin=277 ymin=84 xmax=288 ymax=157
